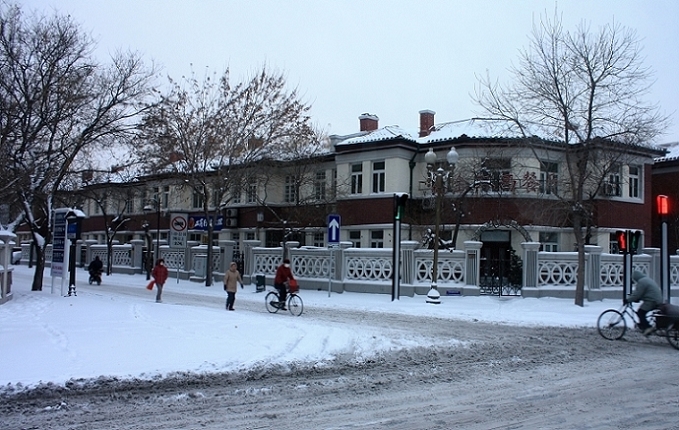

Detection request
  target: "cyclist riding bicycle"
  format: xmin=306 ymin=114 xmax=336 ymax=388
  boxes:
xmin=274 ymin=258 xmax=294 ymax=311
xmin=625 ymin=270 xmax=663 ymax=335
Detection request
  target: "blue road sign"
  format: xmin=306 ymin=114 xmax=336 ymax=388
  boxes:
xmin=327 ymin=214 xmax=341 ymax=245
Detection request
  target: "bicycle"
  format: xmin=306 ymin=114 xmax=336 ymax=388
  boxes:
xmin=597 ymin=302 xmax=679 ymax=350
xmin=265 ymin=283 xmax=304 ymax=316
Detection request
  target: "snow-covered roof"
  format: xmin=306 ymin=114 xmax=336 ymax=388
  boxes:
xmin=654 ymin=142 xmax=679 ymax=162
xmin=421 ymin=118 xmax=523 ymax=143
xmin=335 ymin=125 xmax=416 ymax=145
xmin=333 ymin=118 xmax=522 ymax=147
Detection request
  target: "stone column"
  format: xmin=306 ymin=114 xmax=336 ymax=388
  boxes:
xmin=84 ymin=240 xmax=98 ymax=267
xmin=243 ymin=240 xmax=262 ymax=276
xmin=463 ymin=241 xmax=483 ymax=296
xmin=643 ymin=247 xmax=661 ymax=286
xmin=585 ymin=245 xmax=603 ymax=301
xmin=219 ymin=240 xmax=235 ymax=273
xmin=400 ymin=241 xmax=419 ymax=285
xmin=131 ymin=239 xmax=144 ymax=273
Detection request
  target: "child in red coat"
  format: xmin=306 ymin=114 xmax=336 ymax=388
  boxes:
xmin=151 ymin=259 xmax=169 ymax=303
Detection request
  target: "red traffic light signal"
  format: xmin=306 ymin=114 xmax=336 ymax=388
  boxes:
xmin=616 ymin=230 xmax=627 ymax=253
xmin=657 ymin=195 xmax=669 ymax=216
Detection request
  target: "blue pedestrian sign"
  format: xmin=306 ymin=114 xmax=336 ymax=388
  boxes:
xmin=327 ymin=214 xmax=341 ymax=247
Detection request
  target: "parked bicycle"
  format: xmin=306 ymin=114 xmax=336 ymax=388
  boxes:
xmin=597 ymin=302 xmax=679 ymax=350
xmin=265 ymin=279 xmax=304 ymax=316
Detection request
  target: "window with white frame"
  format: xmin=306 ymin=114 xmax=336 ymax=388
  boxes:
xmin=628 ymin=165 xmax=640 ymax=198
xmin=161 ymin=186 xmax=169 ymax=209
xmin=246 ymin=180 xmax=257 ymax=203
xmin=539 ymin=162 xmax=559 ymax=195
xmin=607 ymin=165 xmax=622 ymax=197
xmin=372 ymin=160 xmax=385 ymax=193
xmin=313 ymin=232 xmax=324 ymax=247
xmin=539 ymin=232 xmax=559 ymax=252
xmin=245 ymin=232 xmax=255 ymax=240
xmin=370 ymin=230 xmax=384 ymax=248
xmin=231 ymin=184 xmax=241 ymax=204
xmin=351 ymin=164 xmax=363 ymax=194
xmin=192 ymin=190 xmax=204 ymax=209
xmin=284 ymin=175 xmax=299 ymax=203
xmin=314 ymin=171 xmax=326 ymax=200
xmin=331 ymin=168 xmax=337 ymax=199
xmin=349 ymin=230 xmax=361 ymax=248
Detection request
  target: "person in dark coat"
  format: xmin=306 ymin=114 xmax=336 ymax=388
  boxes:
xmin=273 ymin=258 xmax=294 ymax=310
xmin=626 ymin=270 xmax=663 ymax=335
xmin=151 ymin=259 xmax=169 ymax=303
xmin=87 ymin=256 xmax=103 ymax=275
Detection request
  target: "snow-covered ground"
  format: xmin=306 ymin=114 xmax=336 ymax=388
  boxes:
xmin=2 ymin=264 xmax=623 ymax=388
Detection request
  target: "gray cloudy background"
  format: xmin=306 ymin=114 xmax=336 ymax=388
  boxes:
xmin=20 ymin=0 xmax=679 ymax=143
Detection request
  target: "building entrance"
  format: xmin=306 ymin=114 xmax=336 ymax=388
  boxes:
xmin=479 ymin=230 xmax=521 ymax=296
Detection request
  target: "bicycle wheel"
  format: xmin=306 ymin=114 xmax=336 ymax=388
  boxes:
xmin=597 ymin=309 xmax=627 ymax=340
xmin=287 ymin=294 xmax=304 ymax=316
xmin=265 ymin=291 xmax=280 ymax=314
xmin=666 ymin=323 xmax=679 ymax=350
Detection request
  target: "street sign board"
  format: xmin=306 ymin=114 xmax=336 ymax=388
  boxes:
xmin=187 ymin=215 xmax=224 ymax=231
xmin=169 ymin=213 xmax=188 ymax=249
xmin=327 ymin=214 xmax=341 ymax=246
xmin=51 ymin=210 xmax=66 ymax=277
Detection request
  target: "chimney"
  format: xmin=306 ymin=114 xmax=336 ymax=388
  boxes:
xmin=359 ymin=113 xmax=379 ymax=132
xmin=419 ymin=109 xmax=435 ymax=137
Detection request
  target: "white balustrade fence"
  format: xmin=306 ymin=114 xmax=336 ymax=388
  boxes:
xmin=18 ymin=240 xmax=679 ymax=300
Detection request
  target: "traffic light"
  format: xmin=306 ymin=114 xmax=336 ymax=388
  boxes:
xmin=629 ymin=230 xmax=641 ymax=255
xmin=394 ymin=193 xmax=409 ymax=220
xmin=657 ymin=195 xmax=669 ymax=216
xmin=616 ymin=230 xmax=627 ymax=254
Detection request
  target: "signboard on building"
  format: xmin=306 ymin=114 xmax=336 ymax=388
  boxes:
xmin=51 ymin=210 xmax=66 ymax=277
xmin=169 ymin=213 xmax=188 ymax=249
xmin=187 ymin=215 xmax=224 ymax=231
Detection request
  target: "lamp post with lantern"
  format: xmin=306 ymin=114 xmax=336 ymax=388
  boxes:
xmin=144 ymin=199 xmax=161 ymax=269
xmin=424 ymin=146 xmax=459 ymax=304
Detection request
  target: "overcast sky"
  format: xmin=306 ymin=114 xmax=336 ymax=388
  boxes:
xmin=20 ymin=0 xmax=679 ymax=144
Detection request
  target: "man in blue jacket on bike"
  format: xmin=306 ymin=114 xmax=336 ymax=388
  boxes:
xmin=625 ymin=270 xmax=663 ymax=335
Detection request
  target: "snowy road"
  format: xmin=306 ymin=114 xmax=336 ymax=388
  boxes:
xmin=2 ymin=302 xmax=678 ymax=429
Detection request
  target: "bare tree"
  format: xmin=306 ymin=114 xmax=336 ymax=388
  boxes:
xmin=135 ymin=66 xmax=318 ymax=285
xmin=0 ymin=4 xmax=155 ymax=290
xmin=475 ymin=11 xmax=669 ymax=305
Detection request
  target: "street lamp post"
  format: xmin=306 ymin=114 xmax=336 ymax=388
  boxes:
xmin=144 ymin=200 xmax=161 ymax=268
xmin=424 ymin=147 xmax=458 ymax=304
xmin=142 ymin=220 xmax=151 ymax=280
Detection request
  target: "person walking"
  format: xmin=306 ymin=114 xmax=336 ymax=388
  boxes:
xmin=151 ymin=258 xmax=169 ymax=303
xmin=223 ymin=262 xmax=243 ymax=311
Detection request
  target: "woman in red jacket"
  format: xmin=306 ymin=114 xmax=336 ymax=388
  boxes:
xmin=151 ymin=259 xmax=169 ymax=303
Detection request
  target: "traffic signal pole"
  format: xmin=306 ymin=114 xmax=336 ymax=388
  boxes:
xmin=392 ymin=193 xmax=408 ymax=301
xmin=657 ymin=195 xmax=670 ymax=303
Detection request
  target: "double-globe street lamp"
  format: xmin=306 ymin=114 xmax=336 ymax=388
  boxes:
xmin=144 ymin=199 xmax=161 ymax=273
xmin=424 ymin=147 xmax=459 ymax=304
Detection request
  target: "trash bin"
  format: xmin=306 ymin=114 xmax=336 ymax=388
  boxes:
xmin=256 ymin=274 xmax=266 ymax=293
